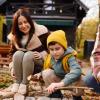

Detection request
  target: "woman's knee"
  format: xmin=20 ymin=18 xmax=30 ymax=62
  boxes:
xmin=13 ymin=51 xmax=24 ymax=61
xmin=23 ymin=51 xmax=33 ymax=62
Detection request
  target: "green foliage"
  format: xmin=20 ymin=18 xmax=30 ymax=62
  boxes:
xmin=0 ymin=72 xmax=13 ymax=89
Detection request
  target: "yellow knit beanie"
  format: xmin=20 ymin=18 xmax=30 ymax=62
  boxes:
xmin=47 ymin=30 xmax=67 ymax=49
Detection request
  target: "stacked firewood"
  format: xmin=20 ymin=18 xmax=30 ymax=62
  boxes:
xmin=0 ymin=44 xmax=11 ymax=66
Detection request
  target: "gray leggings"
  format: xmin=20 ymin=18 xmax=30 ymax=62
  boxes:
xmin=12 ymin=50 xmax=43 ymax=84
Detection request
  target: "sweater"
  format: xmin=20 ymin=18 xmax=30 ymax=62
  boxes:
xmin=44 ymin=47 xmax=82 ymax=86
xmin=7 ymin=22 xmax=49 ymax=59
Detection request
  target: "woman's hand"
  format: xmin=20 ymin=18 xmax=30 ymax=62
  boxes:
xmin=27 ymin=73 xmax=42 ymax=81
xmin=97 ymin=71 xmax=100 ymax=82
xmin=9 ymin=62 xmax=16 ymax=79
xmin=46 ymin=82 xmax=64 ymax=94
xmin=18 ymin=48 xmax=27 ymax=51
xmin=33 ymin=51 xmax=42 ymax=59
xmin=10 ymin=68 xmax=16 ymax=79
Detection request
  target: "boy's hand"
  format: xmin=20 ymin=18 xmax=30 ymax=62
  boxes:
xmin=46 ymin=82 xmax=64 ymax=94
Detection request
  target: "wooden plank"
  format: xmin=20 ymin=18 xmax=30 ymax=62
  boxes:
xmin=56 ymin=86 xmax=93 ymax=90
xmin=14 ymin=93 xmax=25 ymax=100
xmin=0 ymin=44 xmax=11 ymax=55
xmin=0 ymin=45 xmax=12 ymax=65
xmin=0 ymin=57 xmax=10 ymax=65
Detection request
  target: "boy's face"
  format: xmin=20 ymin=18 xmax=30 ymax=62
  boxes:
xmin=48 ymin=43 xmax=65 ymax=60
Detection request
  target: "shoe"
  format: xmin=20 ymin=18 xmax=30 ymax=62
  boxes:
xmin=18 ymin=84 xmax=27 ymax=95
xmin=48 ymin=90 xmax=63 ymax=98
xmin=11 ymin=83 xmax=19 ymax=93
xmin=73 ymin=95 xmax=82 ymax=100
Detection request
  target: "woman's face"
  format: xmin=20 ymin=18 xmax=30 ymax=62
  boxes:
xmin=18 ymin=15 xmax=31 ymax=35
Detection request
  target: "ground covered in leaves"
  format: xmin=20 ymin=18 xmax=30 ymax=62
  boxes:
xmin=0 ymin=66 xmax=13 ymax=90
xmin=0 ymin=60 xmax=100 ymax=100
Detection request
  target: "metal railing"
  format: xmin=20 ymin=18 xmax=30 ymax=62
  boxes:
xmin=6 ymin=3 xmax=77 ymax=17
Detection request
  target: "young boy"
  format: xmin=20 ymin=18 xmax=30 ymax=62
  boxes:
xmin=83 ymin=26 xmax=100 ymax=93
xmin=34 ymin=30 xmax=83 ymax=100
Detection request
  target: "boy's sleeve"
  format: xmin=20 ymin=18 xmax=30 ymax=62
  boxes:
xmin=61 ymin=56 xmax=82 ymax=86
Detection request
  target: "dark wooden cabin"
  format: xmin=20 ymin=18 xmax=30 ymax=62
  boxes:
xmin=1 ymin=0 xmax=87 ymax=48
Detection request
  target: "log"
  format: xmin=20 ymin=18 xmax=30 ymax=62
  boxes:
xmin=0 ymin=44 xmax=11 ymax=56
xmin=0 ymin=57 xmax=10 ymax=65
xmin=56 ymin=86 xmax=93 ymax=90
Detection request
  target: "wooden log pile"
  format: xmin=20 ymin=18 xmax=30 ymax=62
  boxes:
xmin=0 ymin=44 xmax=11 ymax=66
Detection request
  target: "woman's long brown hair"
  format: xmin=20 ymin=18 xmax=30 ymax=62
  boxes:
xmin=11 ymin=7 xmax=35 ymax=48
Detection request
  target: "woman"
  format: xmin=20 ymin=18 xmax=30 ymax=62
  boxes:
xmin=8 ymin=8 xmax=49 ymax=95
